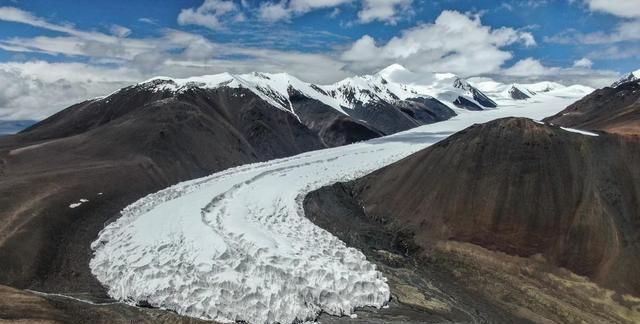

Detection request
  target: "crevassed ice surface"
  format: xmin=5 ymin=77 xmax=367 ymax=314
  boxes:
xmin=90 ymin=90 xmax=587 ymax=324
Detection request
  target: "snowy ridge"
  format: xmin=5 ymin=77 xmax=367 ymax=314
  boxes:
xmin=611 ymin=70 xmax=639 ymax=88
xmin=131 ymin=64 xmax=506 ymax=120
xmin=89 ymin=85 xmax=590 ymax=324
xmin=469 ymin=78 xmax=593 ymax=102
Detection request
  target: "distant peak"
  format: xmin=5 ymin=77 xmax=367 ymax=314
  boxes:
xmin=452 ymin=77 xmax=471 ymax=90
xmin=611 ymin=71 xmax=639 ymax=88
xmin=376 ymin=63 xmax=409 ymax=77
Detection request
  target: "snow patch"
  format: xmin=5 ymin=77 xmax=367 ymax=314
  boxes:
xmin=560 ymin=127 xmax=599 ymax=137
xmin=69 ymin=199 xmax=89 ymax=209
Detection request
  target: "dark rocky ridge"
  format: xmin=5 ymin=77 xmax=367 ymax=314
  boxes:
xmin=305 ymin=117 xmax=640 ymax=323
xmin=344 ymin=97 xmax=456 ymax=134
xmin=453 ymin=78 xmax=498 ymax=108
xmin=545 ymin=80 xmax=640 ymax=135
xmin=452 ymin=96 xmax=483 ymax=110
xmin=508 ymin=86 xmax=531 ymax=100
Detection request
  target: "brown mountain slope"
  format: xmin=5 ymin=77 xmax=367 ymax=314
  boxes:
xmin=305 ymin=117 xmax=640 ymax=323
xmin=545 ymin=80 xmax=640 ymax=135
xmin=0 ymin=85 xmax=329 ymax=295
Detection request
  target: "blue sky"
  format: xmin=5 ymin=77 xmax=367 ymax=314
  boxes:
xmin=0 ymin=0 xmax=638 ymax=120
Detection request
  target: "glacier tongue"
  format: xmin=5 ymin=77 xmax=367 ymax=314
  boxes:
xmin=89 ymin=86 xmax=588 ymax=324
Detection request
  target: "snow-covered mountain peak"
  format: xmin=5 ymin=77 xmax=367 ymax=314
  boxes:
xmin=376 ymin=63 xmax=409 ymax=78
xmin=452 ymin=77 xmax=471 ymax=90
xmin=507 ymin=85 xmax=532 ymax=100
xmin=611 ymin=70 xmax=639 ymax=88
xmin=126 ymin=66 xmax=593 ymax=120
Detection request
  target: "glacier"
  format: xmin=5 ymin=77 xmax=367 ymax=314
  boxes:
xmin=89 ymin=85 xmax=591 ymax=324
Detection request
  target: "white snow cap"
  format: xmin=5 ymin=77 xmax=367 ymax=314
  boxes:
xmin=130 ymin=64 xmax=521 ymax=115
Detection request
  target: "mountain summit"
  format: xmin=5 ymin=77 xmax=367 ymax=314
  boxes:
xmin=611 ymin=70 xmax=639 ymax=88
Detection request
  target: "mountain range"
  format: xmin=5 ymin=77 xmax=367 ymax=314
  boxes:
xmin=3 ymin=64 xmax=639 ymax=324
xmin=305 ymin=72 xmax=640 ymax=323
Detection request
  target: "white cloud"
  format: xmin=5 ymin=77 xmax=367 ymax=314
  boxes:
xmin=573 ymin=57 xmax=593 ymax=68
xmin=501 ymin=57 xmax=617 ymax=87
xmin=258 ymin=2 xmax=292 ymax=22
xmin=358 ymin=0 xmax=413 ymax=24
xmin=583 ymin=0 xmax=640 ymax=18
xmin=0 ymin=61 xmax=136 ymax=120
xmin=177 ymin=0 xmax=242 ymax=30
xmin=110 ymin=25 xmax=132 ymax=38
xmin=138 ymin=17 xmax=156 ymax=25
xmin=503 ymin=57 xmax=550 ymax=76
xmin=342 ymin=11 xmax=536 ymax=76
xmin=289 ymin=0 xmax=354 ymax=13
xmin=257 ymin=0 xmax=413 ymax=24
xmin=258 ymin=0 xmax=353 ymax=22
xmin=587 ymin=45 xmax=640 ymax=60
xmin=546 ymin=20 xmax=640 ymax=44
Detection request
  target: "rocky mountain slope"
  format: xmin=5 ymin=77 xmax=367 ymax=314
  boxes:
xmin=0 ymin=85 xmax=332 ymax=294
xmin=0 ymin=64 xmax=596 ymax=323
xmin=305 ymin=117 xmax=640 ymax=323
xmin=545 ymin=77 xmax=640 ymax=135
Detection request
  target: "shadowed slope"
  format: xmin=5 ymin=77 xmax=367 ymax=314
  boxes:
xmin=545 ymin=81 xmax=640 ymax=135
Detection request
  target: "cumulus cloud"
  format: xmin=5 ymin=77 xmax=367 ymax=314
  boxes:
xmin=177 ymin=0 xmax=244 ymax=30
xmin=258 ymin=0 xmax=353 ymax=22
xmin=258 ymin=2 xmax=293 ymax=22
xmin=342 ymin=11 xmax=536 ymax=76
xmin=357 ymin=0 xmax=413 ymax=24
xmin=573 ymin=57 xmax=593 ymax=68
xmin=257 ymin=0 xmax=413 ymax=24
xmin=0 ymin=61 xmax=135 ymax=120
xmin=583 ymin=0 xmax=640 ymax=18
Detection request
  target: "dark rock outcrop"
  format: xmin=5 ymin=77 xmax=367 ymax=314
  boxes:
xmin=508 ymin=86 xmax=531 ymax=100
xmin=452 ymin=96 xmax=483 ymax=111
xmin=453 ymin=78 xmax=498 ymax=108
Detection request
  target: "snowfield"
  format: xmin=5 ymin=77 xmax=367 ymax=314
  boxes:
xmin=90 ymin=89 xmax=590 ymax=324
